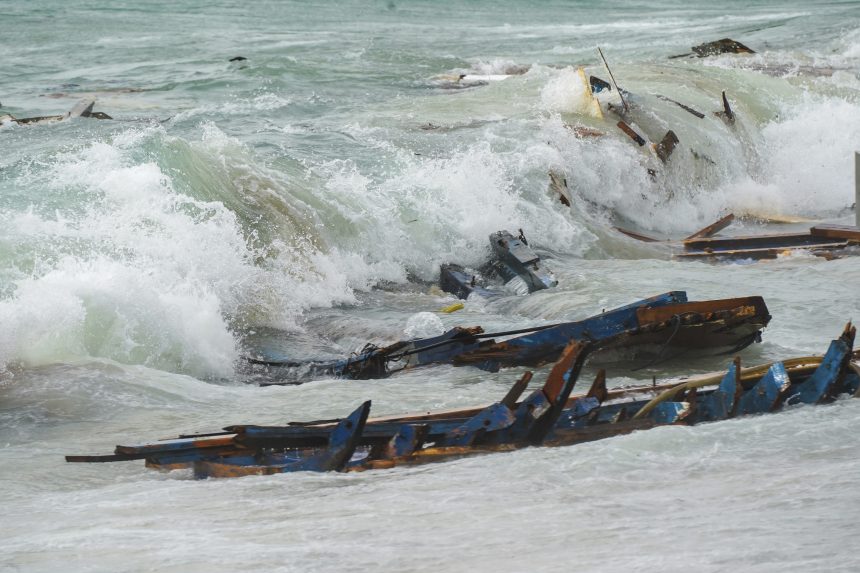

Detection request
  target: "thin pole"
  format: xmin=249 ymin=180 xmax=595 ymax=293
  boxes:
xmin=855 ymin=151 xmax=859 ymax=228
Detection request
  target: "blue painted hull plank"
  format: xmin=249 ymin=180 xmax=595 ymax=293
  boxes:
xmin=66 ymin=325 xmax=857 ymax=477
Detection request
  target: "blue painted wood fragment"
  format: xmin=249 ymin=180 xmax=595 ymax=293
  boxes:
xmin=554 ymin=397 xmax=601 ymax=428
xmin=649 ymin=401 xmax=691 ymax=424
xmin=289 ymin=400 xmax=371 ymax=472
xmin=736 ymin=362 xmax=790 ymax=415
xmin=789 ymin=339 xmax=851 ymax=405
xmin=439 ymin=403 xmax=516 ymax=446
xmin=386 ymin=424 xmax=428 ymax=457
xmin=695 ymin=361 xmax=739 ymax=422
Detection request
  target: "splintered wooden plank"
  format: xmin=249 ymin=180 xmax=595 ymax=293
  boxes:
xmin=616 ymin=120 xmax=645 ymax=145
xmin=676 ymin=242 xmax=850 ymax=260
xmin=683 ymin=232 xmax=832 ymax=250
xmin=684 ymin=213 xmax=735 ymax=240
xmin=615 ymin=226 xmax=660 ymax=242
xmin=810 ymin=224 xmax=860 ymax=242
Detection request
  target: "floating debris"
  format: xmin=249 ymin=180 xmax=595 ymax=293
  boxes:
xmin=439 ymin=230 xmax=557 ymax=299
xmin=1 ymin=99 xmax=111 ymax=126
xmin=652 ymin=130 xmax=679 ymax=163
xmin=246 ymin=291 xmax=770 ymax=382
xmin=66 ymin=326 xmax=859 ymax=478
xmin=670 ymin=38 xmax=756 ymax=59
xmin=616 ymin=215 xmax=860 ymax=261
xmin=548 ymin=170 xmax=572 ymax=206
xmin=655 ymin=94 xmax=705 ymax=119
xmin=715 ymin=91 xmax=735 ymax=125
xmin=616 ymin=120 xmax=646 ymax=146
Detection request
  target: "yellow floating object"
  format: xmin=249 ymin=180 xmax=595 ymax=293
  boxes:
xmin=439 ymin=302 xmax=464 ymax=314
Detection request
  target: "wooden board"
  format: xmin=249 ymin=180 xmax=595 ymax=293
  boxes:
xmin=810 ymin=224 xmax=860 ymax=242
xmin=684 ymin=213 xmax=735 ymax=240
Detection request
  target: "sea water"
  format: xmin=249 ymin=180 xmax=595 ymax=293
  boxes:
xmin=1 ymin=1 xmax=860 ymax=571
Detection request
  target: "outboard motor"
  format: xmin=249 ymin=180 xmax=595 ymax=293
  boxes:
xmin=488 ymin=230 xmax=557 ymax=293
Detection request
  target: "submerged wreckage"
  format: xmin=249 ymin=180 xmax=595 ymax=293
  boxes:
xmin=248 ymin=291 xmax=771 ymax=383
xmin=0 ymin=99 xmax=111 ymax=126
xmin=67 ymin=325 xmax=859 ymax=478
xmin=440 ymin=230 xmax=557 ymax=299
xmin=615 ymin=214 xmax=860 ymax=261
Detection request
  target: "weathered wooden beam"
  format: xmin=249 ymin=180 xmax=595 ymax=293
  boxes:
xmin=684 ymin=213 xmax=735 ymax=241
xmin=617 ymin=120 xmax=645 ymax=146
xmin=655 ymin=95 xmax=705 ymax=118
xmin=614 ymin=226 xmax=660 ymax=242
xmin=501 ymin=371 xmax=533 ymax=409
xmin=810 ymin=224 xmax=860 ymax=242
xmin=684 ymin=231 xmax=846 ymax=251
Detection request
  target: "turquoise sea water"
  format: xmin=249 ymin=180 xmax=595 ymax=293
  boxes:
xmin=2 ymin=2 xmax=860 ymax=571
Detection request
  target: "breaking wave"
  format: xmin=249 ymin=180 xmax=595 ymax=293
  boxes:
xmin=1 ymin=25 xmax=858 ymax=378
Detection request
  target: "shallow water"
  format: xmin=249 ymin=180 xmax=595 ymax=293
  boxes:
xmin=2 ymin=1 xmax=860 ymax=571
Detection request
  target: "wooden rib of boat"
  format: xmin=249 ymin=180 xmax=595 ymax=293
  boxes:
xmin=66 ymin=325 xmax=859 ymax=479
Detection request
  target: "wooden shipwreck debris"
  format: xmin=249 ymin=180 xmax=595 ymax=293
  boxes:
xmin=616 ymin=120 xmax=646 ymax=146
xmin=245 ymin=291 xmax=771 ymax=383
xmin=66 ymin=325 xmax=860 ymax=479
xmin=679 ymin=224 xmax=860 ymax=260
xmin=670 ymin=38 xmax=756 ymax=59
xmin=1 ymin=99 xmax=112 ymax=126
xmin=652 ymin=130 xmax=679 ymax=163
xmin=548 ymin=170 xmax=572 ymax=206
xmin=438 ymin=229 xmax=557 ymax=300
xmin=655 ymin=95 xmax=705 ymax=119
xmin=684 ymin=213 xmax=735 ymax=240
xmin=616 ymin=214 xmax=860 ymax=261
xmin=715 ymin=91 xmax=735 ymax=125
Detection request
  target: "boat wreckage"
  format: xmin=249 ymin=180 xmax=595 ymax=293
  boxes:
xmin=614 ymin=214 xmax=860 ymax=261
xmin=66 ymin=325 xmax=859 ymax=478
xmin=0 ymin=99 xmax=111 ymax=126
xmin=440 ymin=230 xmax=557 ymax=299
xmin=246 ymin=291 xmax=770 ymax=383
